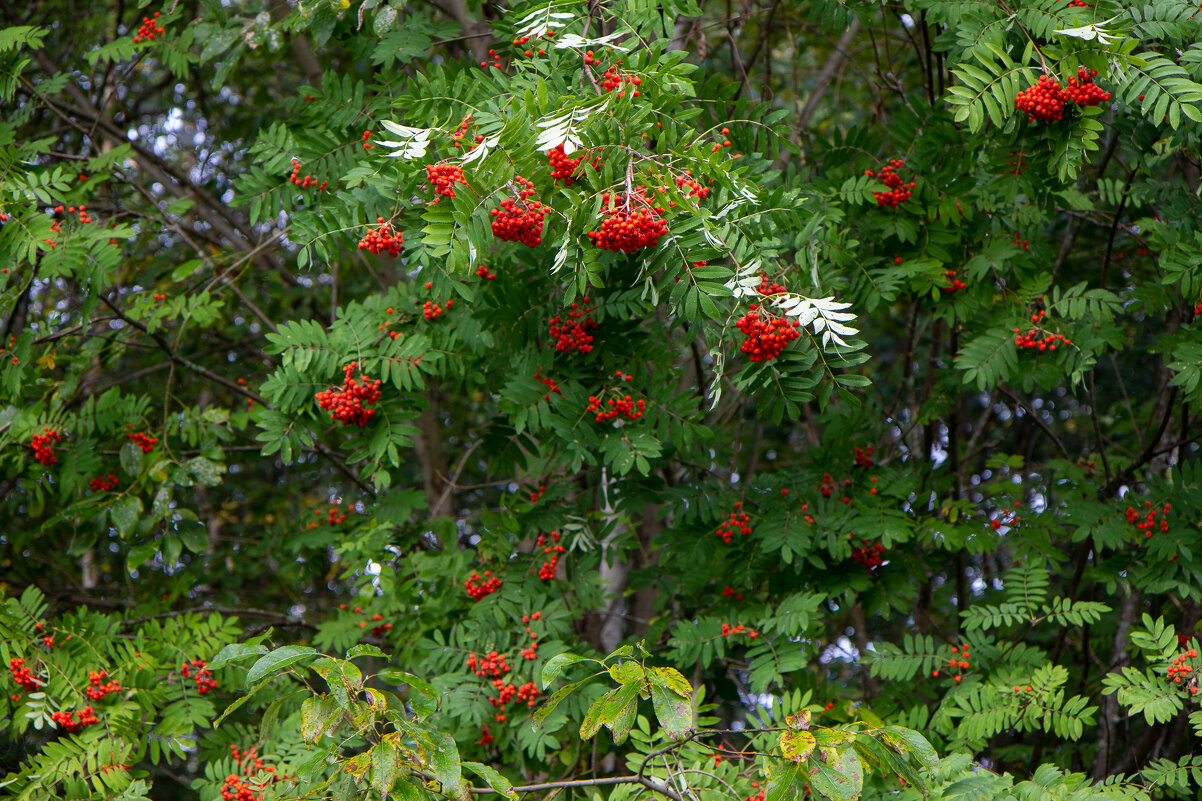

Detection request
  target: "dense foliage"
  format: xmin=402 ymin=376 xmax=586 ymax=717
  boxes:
xmin=2 ymin=0 xmax=1202 ymax=800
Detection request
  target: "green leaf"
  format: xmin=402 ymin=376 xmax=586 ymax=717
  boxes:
xmin=207 ymin=642 xmax=268 ymax=670
xmin=765 ymin=762 xmax=802 ymax=801
xmin=347 ymin=643 xmax=389 ymax=659
xmin=119 ymin=441 xmax=144 ymax=476
xmin=110 ymin=496 xmax=143 ymax=537
xmin=370 ymin=739 xmax=402 ymax=797
xmin=780 ymin=730 xmax=818 ymax=762
xmin=463 ymin=761 xmax=518 ymax=800
xmin=808 ymin=751 xmax=861 ymax=801
xmin=651 ymin=682 xmax=694 ymax=738
xmin=541 ymin=652 xmax=591 ymax=688
xmin=176 ymin=520 xmax=207 ymax=553
xmin=245 ymin=645 xmax=317 ymax=685
xmin=531 ymin=677 xmax=590 ymax=730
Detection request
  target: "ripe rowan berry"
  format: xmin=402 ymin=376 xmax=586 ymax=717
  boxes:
xmin=315 ymin=362 xmax=382 ymax=426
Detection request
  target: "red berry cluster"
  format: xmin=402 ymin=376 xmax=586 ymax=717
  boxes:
xmin=548 ymin=298 xmax=597 ymax=354
xmin=1168 ymin=647 xmax=1198 ymax=694
xmin=1066 ymin=0 xmax=1091 ymax=6
xmin=854 ymin=445 xmax=875 ymax=468
xmin=88 ymin=473 xmax=119 ymax=492
xmin=532 ymin=369 xmax=563 ymax=401
xmin=358 ymin=217 xmax=403 ymax=256
xmin=465 ymin=571 xmax=502 ymax=600
xmin=308 ymin=504 xmax=347 ymax=529
xmin=586 ymin=389 xmax=646 ymax=424
xmin=490 ymin=177 xmax=547 ymax=247
xmin=671 ymin=171 xmax=711 ymax=201
xmin=51 ymin=706 xmax=99 ymax=733
xmin=451 ymin=115 xmax=478 ymax=150
xmin=181 ymin=659 xmax=217 ymax=693
xmin=476 ymin=264 xmax=497 ymax=280
xmin=943 ymin=269 xmax=967 ymax=293
xmin=595 ymin=61 xmax=641 ymax=98
xmin=126 ymin=431 xmax=158 ymax=453
xmin=85 ymin=669 xmax=122 ymax=700
xmin=867 ymin=160 xmax=915 ymax=207
xmin=487 ymin=680 xmax=539 ymax=722
xmin=519 ymin=611 xmax=544 ymax=659
xmin=720 ymin=623 xmax=757 ymax=639
xmin=851 ymin=541 xmax=885 ymax=571
xmin=735 ymin=305 xmax=801 ymax=362
xmin=287 ymin=159 xmax=328 ymax=191
xmin=988 ymin=501 xmax=1023 ymax=531
xmin=467 ymin=651 xmax=511 ymax=678
xmin=1011 ymin=684 xmax=1035 ymax=693
xmin=1014 ymin=308 xmax=1072 ymax=351
xmin=2 ymin=334 xmax=17 ymax=366
xmin=1063 ymin=68 xmax=1112 ymax=107
xmin=529 ymin=483 xmax=547 ymax=503
xmin=716 ymin=503 xmax=751 ymax=544
xmin=315 ymin=362 xmax=382 ymax=427
xmin=722 ymin=585 xmax=744 ymax=600
xmin=9 ymin=658 xmax=41 ymax=692
xmin=1016 ymin=75 xmax=1067 ymax=122
xmin=369 ymin=613 xmax=394 ymax=636
xmin=426 ymin=164 xmax=468 ymax=198
xmin=536 ymin=531 xmax=564 ymax=580
xmin=932 ymin=643 xmax=972 ymax=683
xmin=1127 ymin=500 xmax=1171 ymax=539
xmin=757 ymin=274 xmax=787 ymax=296
xmin=511 ymin=28 xmax=554 ymax=58
xmin=547 ymin=145 xmax=602 ymax=184
xmin=587 ymin=190 xmax=667 ymax=252
xmin=423 ymin=299 xmax=453 ymax=320
xmin=220 ymin=745 xmax=283 ymax=801
xmin=1016 ymin=70 xmax=1111 ymax=123
xmin=361 ymin=130 xmax=375 ymax=151
xmin=132 ymin=12 xmax=164 ymax=43
xmin=30 ymin=427 xmax=61 ymax=465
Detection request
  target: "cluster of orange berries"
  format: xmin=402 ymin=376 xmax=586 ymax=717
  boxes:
xmin=520 ymin=611 xmax=544 ymax=659
xmin=736 ymin=305 xmax=801 ymax=362
xmin=586 ymin=389 xmax=646 ymax=424
xmin=423 ymin=299 xmax=453 ymax=320
xmin=491 ymin=177 xmax=547 ymax=247
xmin=126 ymin=430 xmax=159 ymax=453
xmin=715 ymin=503 xmax=752 ymax=544
xmin=85 ymin=669 xmax=122 ymax=700
xmin=132 ymin=12 xmax=164 ymax=43
xmin=932 ymin=643 xmax=972 ymax=683
xmin=476 ymin=264 xmax=497 ymax=280
xmin=357 ymin=217 xmax=403 ymax=257
xmin=30 ymin=428 xmax=61 ymax=465
xmin=220 ymin=745 xmax=283 ymax=801
xmin=529 ymin=483 xmax=547 ymax=503
xmin=548 ymin=298 xmax=597 ymax=354
xmin=1127 ymin=500 xmax=1171 ymax=539
xmin=487 ymin=680 xmax=539 ymax=721
xmin=989 ymin=501 xmax=1023 ymax=531
xmin=9 ymin=658 xmax=41 ymax=692
xmin=851 ymin=541 xmax=885 ymax=571
xmin=547 ymin=145 xmax=602 ymax=184
xmin=52 ymin=706 xmax=99 ymax=733
xmin=1167 ymin=647 xmax=1197 ymax=693
xmin=1062 ymin=68 xmax=1112 ymax=107
xmin=2 ymin=334 xmax=17 ymax=365
xmin=360 ymin=130 xmax=375 ymax=151
xmin=720 ymin=623 xmax=757 ymax=639
xmin=427 ymin=164 xmax=467 ymax=198
xmin=537 ymin=532 xmax=564 ymax=580
xmin=52 ymin=204 xmax=94 ymax=224
xmin=315 ymin=362 xmax=382 ymax=427
xmin=943 ymin=269 xmax=967 ymax=293
xmin=597 ymin=61 xmax=641 ymax=98
xmin=465 ymin=571 xmax=502 ymax=600
xmin=1011 ymin=683 xmax=1035 ymax=692
xmin=533 ymin=369 xmax=563 ymax=401
xmin=451 ymin=115 xmax=482 ymax=150
xmin=467 ymin=651 xmax=510 ymax=678
xmin=309 ymin=504 xmax=348 ymax=529
xmin=1015 ymin=309 xmax=1072 ymax=351
xmin=181 ymin=658 xmax=218 ymax=693
xmin=757 ymin=274 xmax=787 ymax=296
xmin=1016 ymin=69 xmax=1111 ymax=123
xmin=588 ymin=190 xmax=667 ymax=252
xmin=854 ymin=445 xmax=875 ymax=468
xmin=867 ymin=160 xmax=915 ymax=207
xmin=287 ymin=159 xmax=328 ymax=191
